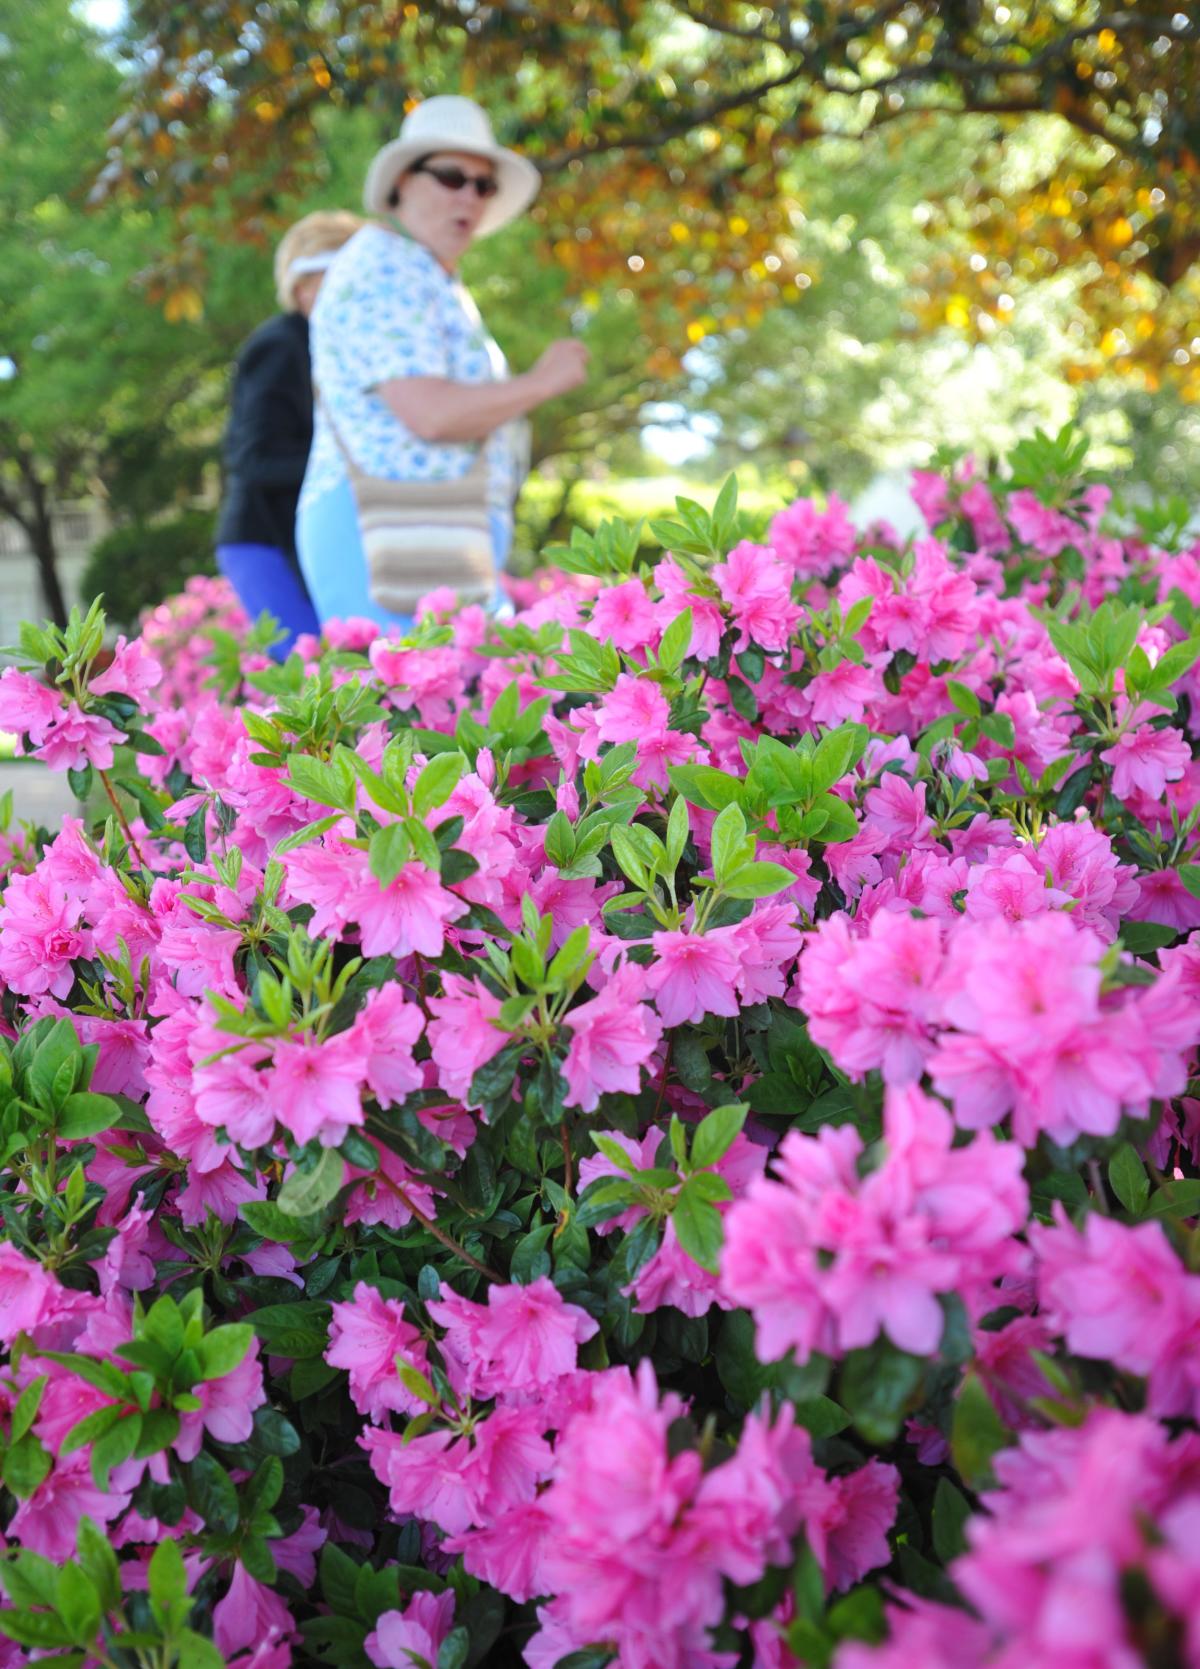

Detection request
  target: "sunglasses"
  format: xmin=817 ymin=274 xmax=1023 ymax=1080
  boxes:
xmin=411 ymin=163 xmax=500 ymax=200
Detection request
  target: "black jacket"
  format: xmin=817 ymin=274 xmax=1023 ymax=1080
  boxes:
xmin=215 ymin=311 xmax=313 ymax=558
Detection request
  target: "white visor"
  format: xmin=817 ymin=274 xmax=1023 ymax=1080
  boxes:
xmin=288 ymin=251 xmax=338 ymax=278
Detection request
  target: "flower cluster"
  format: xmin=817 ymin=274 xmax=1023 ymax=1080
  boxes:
xmin=0 ymin=431 xmax=1198 ymax=1667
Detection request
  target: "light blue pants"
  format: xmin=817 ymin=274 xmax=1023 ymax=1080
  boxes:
xmin=296 ymin=475 xmax=511 ymax=635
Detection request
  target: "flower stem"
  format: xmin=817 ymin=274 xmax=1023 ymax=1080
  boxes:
xmin=99 ymin=770 xmax=148 ymax=870
xmin=382 ymin=1176 xmax=501 ymax=1283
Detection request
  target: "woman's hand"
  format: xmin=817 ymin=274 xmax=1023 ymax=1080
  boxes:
xmin=528 ymin=339 xmax=590 ymax=400
xmin=379 ymin=339 xmax=589 ymax=441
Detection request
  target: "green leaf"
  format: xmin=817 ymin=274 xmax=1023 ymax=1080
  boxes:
xmin=932 ymin=1476 xmax=973 ymax=1563
xmin=28 ymin=1019 xmax=81 ymax=1112
xmin=590 ymin=1133 xmax=637 ymax=1173
xmin=187 ymin=1451 xmax=240 ymax=1535
xmin=240 ymin=1199 xmax=328 ymax=1243
xmin=723 ymin=860 xmax=796 ymax=899
xmin=194 ymin=1323 xmax=253 ymax=1382
xmin=3 ymin=1433 xmax=52 ymax=1498
xmin=671 ymin=1180 xmax=724 ymax=1273
xmin=979 ymin=712 xmax=1016 ymax=749
xmin=320 ymin=1543 xmax=364 ymax=1616
xmin=56 ymin=1092 xmax=120 ymax=1140
xmin=710 ymin=801 xmax=748 ymax=884
xmin=284 ymin=752 xmax=353 ymax=812
xmin=176 ymin=1630 xmax=227 ymax=1669
xmin=1145 ymin=1178 xmax=1200 ymax=1219
xmin=90 ymin=1413 xmax=142 ymax=1490
xmin=951 ymin=1370 xmax=1011 ymax=1489
xmin=793 ymin=1396 xmax=850 ymax=1438
xmin=690 ymin=1102 xmax=748 ymax=1169
xmin=1178 ymin=864 xmax=1200 ymax=901
xmin=667 ymin=763 xmax=745 ymax=812
xmin=548 ymin=925 xmax=594 ymax=990
xmin=1107 ymin=1143 xmax=1150 ymax=1217
xmin=1120 ymin=918 xmax=1178 ymax=954
xmin=945 ymin=679 xmax=981 ymax=719
xmin=412 ymin=751 xmax=466 ymax=818
xmin=10 ymin=1375 xmax=49 ymax=1444
xmin=181 ymin=800 xmax=208 ymax=863
xmin=811 ymin=723 xmax=868 ymax=792
xmin=437 ymin=1625 xmax=470 ymax=1669
xmin=839 ymin=1342 xmax=923 ymax=1445
xmin=658 ymin=607 xmax=693 ymax=675
xmin=76 ymin=1516 xmax=121 ymax=1614
xmin=274 ymin=813 xmax=345 ymax=855
xmin=148 ymin=1536 xmax=190 ymax=1634
xmin=278 ymin=1148 xmax=345 ymax=1217
xmin=369 ymin=822 xmax=412 ymax=888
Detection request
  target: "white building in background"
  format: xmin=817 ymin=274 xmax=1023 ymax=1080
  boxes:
xmin=849 ymin=472 xmax=925 ymax=540
xmin=0 ymin=503 xmax=107 ymax=646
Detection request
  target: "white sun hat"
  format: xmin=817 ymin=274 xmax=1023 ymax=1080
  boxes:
xmin=362 ymin=95 xmax=541 ymax=237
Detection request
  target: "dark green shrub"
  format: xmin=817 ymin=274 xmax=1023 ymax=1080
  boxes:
xmin=81 ymin=510 xmax=217 ymax=628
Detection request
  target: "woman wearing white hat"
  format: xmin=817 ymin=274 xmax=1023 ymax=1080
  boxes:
xmin=296 ymin=95 xmax=588 ymax=630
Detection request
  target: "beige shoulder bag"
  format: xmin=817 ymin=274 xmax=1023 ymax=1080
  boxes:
xmin=321 ymin=399 xmax=496 ymax=617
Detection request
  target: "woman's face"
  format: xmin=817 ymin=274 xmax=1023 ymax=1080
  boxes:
xmin=391 ymin=150 xmax=497 ymax=270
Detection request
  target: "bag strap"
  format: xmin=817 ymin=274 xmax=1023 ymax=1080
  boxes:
xmin=315 ymin=386 xmax=488 ymax=486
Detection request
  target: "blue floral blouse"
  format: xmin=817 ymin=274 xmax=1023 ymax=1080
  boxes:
xmin=298 ymin=223 xmax=528 ymax=526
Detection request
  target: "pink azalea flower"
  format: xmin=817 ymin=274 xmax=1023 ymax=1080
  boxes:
xmin=1033 ymin=1211 xmax=1200 ymax=1420
xmin=629 ymin=1218 xmax=729 ymax=1317
xmin=713 ymin=541 xmax=802 ymax=653
xmin=561 ymin=964 xmax=663 ymax=1112
xmin=1007 ymin=489 xmax=1084 ymax=557
xmin=797 ymin=910 xmax=944 ymax=1084
xmin=345 ymin=983 xmax=425 ymax=1109
xmin=212 ymin=1563 xmax=294 ymax=1659
xmin=769 ymin=495 xmax=857 ymax=579
xmin=192 ymin=1047 xmax=277 ymax=1151
xmin=588 ymin=578 xmax=660 ymax=652
xmin=0 ymin=1243 xmax=70 ymax=1344
xmin=326 ymin=1282 xmax=433 ymax=1422
xmin=426 ymin=974 xmax=508 ymax=1106
xmin=427 ymin=1277 xmax=599 ymax=1399
xmin=646 ymin=926 xmax=742 ymax=1026
xmin=356 ymin=860 xmax=467 ymax=959
xmin=1131 ymin=867 xmax=1200 ymax=933
xmin=175 ymin=1339 xmax=266 ymax=1460
xmin=722 ymin=1086 xmax=1027 ymax=1363
xmin=270 ymin=1505 xmax=326 ymax=1588
xmin=33 ymin=701 xmax=124 ymax=771
xmin=0 ymin=871 xmax=92 ymax=997
xmin=269 ymin=1032 xmax=366 ymax=1147
xmin=652 ymin=558 xmax=725 ymax=660
xmin=89 ymin=635 xmax=164 ymax=702
xmin=445 ymin=1498 xmax=554 ymax=1603
xmin=963 ymin=851 xmax=1070 ymax=924
xmin=863 ymin=773 xmax=936 ymax=849
xmin=7 ymin=1453 xmax=132 ymax=1560
xmin=594 ymin=673 xmax=671 ymax=745
xmin=804 ymin=659 xmax=883 ymax=727
xmin=366 ymin=1592 xmax=456 ymax=1669
xmin=1101 ymin=723 xmax=1190 ymax=800
xmin=0 ymin=667 xmax=62 ymax=744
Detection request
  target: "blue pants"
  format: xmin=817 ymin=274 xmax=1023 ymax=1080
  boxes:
xmin=296 ymin=475 xmax=511 ymax=636
xmin=215 ymin=543 xmax=319 ymax=659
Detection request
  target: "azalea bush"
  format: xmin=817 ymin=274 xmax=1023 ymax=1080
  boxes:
xmin=0 ymin=423 xmax=1199 ymax=1668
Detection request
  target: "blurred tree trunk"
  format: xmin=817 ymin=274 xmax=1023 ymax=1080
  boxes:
xmin=0 ymin=455 xmax=68 ymax=629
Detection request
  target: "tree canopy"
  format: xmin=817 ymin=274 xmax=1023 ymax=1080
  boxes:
xmin=101 ymin=1 xmax=1199 ymax=392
